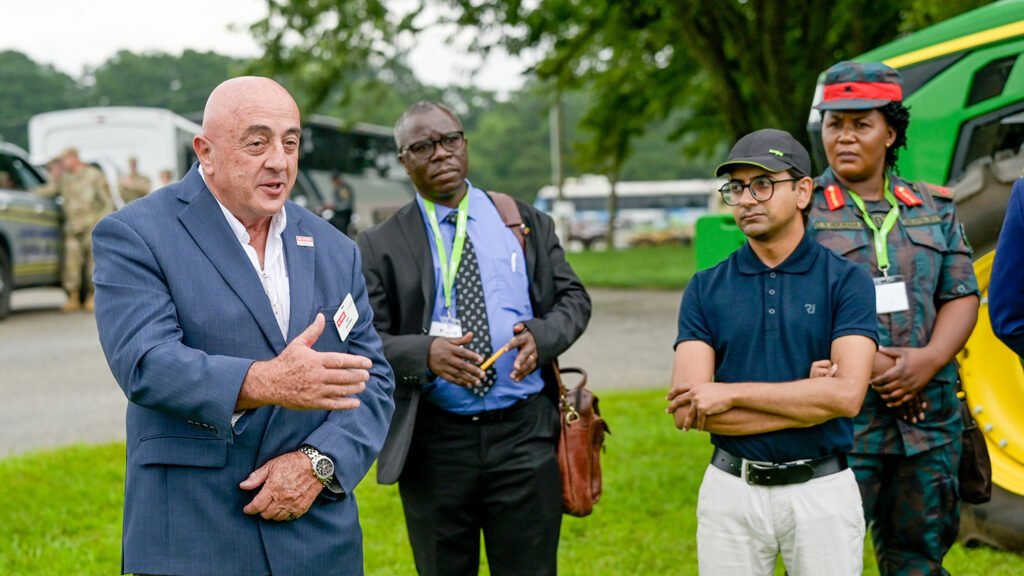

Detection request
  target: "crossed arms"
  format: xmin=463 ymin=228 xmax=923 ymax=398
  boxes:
xmin=666 ymin=334 xmax=876 ymax=434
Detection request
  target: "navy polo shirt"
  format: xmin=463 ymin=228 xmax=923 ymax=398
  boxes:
xmin=676 ymin=233 xmax=877 ymax=462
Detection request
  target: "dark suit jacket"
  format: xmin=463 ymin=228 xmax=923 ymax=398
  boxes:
xmin=357 ymin=193 xmax=591 ymax=485
xmin=92 ymin=165 xmax=395 ymax=576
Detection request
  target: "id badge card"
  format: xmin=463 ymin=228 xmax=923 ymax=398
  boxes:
xmin=429 ymin=316 xmax=463 ymax=338
xmin=333 ymin=294 xmax=359 ymax=341
xmin=874 ymin=275 xmax=909 ymax=314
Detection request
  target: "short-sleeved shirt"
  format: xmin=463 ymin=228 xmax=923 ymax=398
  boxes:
xmin=676 ymin=232 xmax=877 ymax=462
xmin=809 ymin=169 xmax=979 ymax=455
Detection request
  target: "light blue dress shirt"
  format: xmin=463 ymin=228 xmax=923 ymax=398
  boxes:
xmin=418 ymin=182 xmax=543 ymax=413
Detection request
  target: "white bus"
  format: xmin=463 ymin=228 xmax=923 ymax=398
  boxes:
xmin=534 ymin=175 xmax=723 ymax=247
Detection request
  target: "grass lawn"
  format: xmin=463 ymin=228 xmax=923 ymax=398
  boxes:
xmin=2 ymin=389 xmax=1022 ymax=575
xmin=565 ymin=245 xmax=696 ymax=290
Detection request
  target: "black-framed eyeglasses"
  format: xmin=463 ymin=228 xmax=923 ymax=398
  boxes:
xmin=718 ymin=176 xmax=800 ymax=206
xmin=400 ymin=131 xmax=465 ymax=160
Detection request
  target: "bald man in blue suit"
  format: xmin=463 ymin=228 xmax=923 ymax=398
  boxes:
xmin=92 ymin=77 xmax=394 ymax=576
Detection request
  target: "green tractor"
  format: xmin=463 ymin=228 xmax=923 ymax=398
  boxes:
xmin=804 ymin=0 xmax=1024 ymax=552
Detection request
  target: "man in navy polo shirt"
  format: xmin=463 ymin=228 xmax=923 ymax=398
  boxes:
xmin=667 ymin=129 xmax=878 ymax=575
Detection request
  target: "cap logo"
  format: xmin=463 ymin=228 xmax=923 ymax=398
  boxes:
xmin=768 ymin=149 xmax=785 ymax=157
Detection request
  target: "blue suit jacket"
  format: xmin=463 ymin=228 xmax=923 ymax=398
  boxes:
xmin=92 ymin=165 xmax=395 ymax=576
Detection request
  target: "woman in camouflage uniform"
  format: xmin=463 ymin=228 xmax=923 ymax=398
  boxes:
xmin=807 ymin=61 xmax=980 ymax=575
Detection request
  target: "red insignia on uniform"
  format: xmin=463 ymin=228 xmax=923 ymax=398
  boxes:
xmin=893 ymin=185 xmax=923 ymax=206
xmin=928 ymin=184 xmax=954 ymax=198
xmin=825 ymin=184 xmax=845 ymax=211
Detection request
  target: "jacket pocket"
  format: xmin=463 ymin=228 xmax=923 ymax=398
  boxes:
xmin=905 ymin=223 xmax=947 ymax=254
xmin=811 ymin=226 xmax=871 ymax=261
xmin=315 ymin=304 xmax=352 ymax=353
xmin=136 ymin=435 xmax=228 ymax=468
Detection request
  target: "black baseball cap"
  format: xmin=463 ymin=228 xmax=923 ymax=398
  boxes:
xmin=715 ymin=129 xmax=811 ymax=177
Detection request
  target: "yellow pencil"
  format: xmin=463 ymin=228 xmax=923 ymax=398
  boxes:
xmin=479 ymin=346 xmax=509 ymax=371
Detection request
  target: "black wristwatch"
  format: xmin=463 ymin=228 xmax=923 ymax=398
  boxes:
xmin=299 ymin=445 xmax=335 ymax=488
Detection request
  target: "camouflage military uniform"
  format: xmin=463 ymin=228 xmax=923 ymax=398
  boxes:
xmin=37 ymin=165 xmax=114 ymax=293
xmin=119 ymin=173 xmax=151 ymax=204
xmin=809 ymin=168 xmax=979 ymax=576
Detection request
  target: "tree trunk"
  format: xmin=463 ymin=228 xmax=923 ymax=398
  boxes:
xmin=605 ymin=172 xmax=619 ymax=249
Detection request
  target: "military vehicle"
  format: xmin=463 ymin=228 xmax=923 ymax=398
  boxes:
xmin=0 ymin=142 xmax=60 ymax=320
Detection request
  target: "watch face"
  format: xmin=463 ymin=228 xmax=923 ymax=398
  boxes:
xmin=314 ymin=458 xmax=334 ymax=480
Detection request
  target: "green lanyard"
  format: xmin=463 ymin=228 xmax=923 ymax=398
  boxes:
xmin=424 ymin=193 xmax=469 ymax=313
xmin=846 ymin=174 xmax=900 ymax=273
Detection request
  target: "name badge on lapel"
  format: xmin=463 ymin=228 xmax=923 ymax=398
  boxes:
xmin=333 ymin=294 xmax=358 ymax=341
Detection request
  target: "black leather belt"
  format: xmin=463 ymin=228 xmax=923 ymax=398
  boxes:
xmin=711 ymin=447 xmax=848 ymax=486
xmin=423 ymin=393 xmax=540 ymax=424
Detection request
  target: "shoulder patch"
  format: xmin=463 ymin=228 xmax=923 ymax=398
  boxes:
xmin=824 ymin=184 xmax=845 ymax=211
xmin=893 ymin=185 xmax=923 ymax=207
xmin=924 ymin=182 xmax=955 ymax=199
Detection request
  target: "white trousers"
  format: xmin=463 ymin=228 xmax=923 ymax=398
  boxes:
xmin=696 ymin=464 xmax=865 ymax=576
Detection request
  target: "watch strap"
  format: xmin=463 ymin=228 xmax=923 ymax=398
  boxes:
xmin=299 ymin=444 xmax=334 ymax=487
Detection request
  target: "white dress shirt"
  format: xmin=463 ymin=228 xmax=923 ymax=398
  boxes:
xmin=200 ymin=168 xmax=290 ymax=428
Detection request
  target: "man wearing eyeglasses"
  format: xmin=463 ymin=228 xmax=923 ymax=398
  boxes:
xmin=666 ymin=129 xmax=878 ymax=575
xmin=357 ymin=101 xmax=590 ymax=576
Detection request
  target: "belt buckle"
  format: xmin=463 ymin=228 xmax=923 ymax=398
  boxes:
xmin=740 ymin=458 xmax=772 ymax=485
xmin=741 ymin=458 xmax=813 ymax=486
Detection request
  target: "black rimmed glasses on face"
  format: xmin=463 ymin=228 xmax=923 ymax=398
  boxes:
xmin=400 ymin=131 xmax=466 ymax=160
xmin=719 ymin=176 xmax=800 ymax=206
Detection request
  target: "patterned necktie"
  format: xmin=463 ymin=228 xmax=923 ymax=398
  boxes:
xmin=446 ymin=210 xmax=496 ymax=396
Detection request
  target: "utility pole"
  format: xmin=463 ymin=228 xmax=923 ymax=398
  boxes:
xmin=549 ymin=93 xmax=571 ymax=243
xmin=550 ymin=96 xmax=564 ymax=201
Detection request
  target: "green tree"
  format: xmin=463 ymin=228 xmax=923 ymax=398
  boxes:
xmin=245 ymin=0 xmax=992 ymax=247
xmin=466 ymin=83 xmax=555 ymax=200
xmin=0 ymin=51 xmax=84 ymax=149
xmin=446 ymin=0 xmax=990 ymax=150
xmin=247 ymin=0 xmax=411 ymax=117
xmin=89 ymin=49 xmax=249 ymax=115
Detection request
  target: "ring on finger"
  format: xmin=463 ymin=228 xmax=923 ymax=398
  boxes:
xmin=287 ymin=513 xmax=297 ymax=521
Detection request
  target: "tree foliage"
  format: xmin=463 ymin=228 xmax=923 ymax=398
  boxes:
xmin=247 ymin=0 xmax=411 ymax=116
xmin=0 ymin=51 xmax=83 ymax=149
xmin=0 ymin=50 xmax=248 ymax=150
xmin=243 ymin=0 xmax=994 ymax=210
xmin=444 ymin=0 xmax=993 ymax=152
xmin=90 ymin=49 xmax=248 ymax=115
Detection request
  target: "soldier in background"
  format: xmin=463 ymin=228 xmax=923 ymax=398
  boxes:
xmin=118 ymin=156 xmax=151 ymax=203
xmin=808 ymin=61 xmax=979 ymax=575
xmin=326 ymin=171 xmax=355 ymax=235
xmin=34 ymin=148 xmax=115 ymax=312
xmin=158 ymin=169 xmax=173 ymax=188
xmin=0 ymin=171 xmax=17 ymax=189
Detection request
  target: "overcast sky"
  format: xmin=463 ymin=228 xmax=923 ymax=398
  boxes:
xmin=1 ymin=0 xmax=528 ymax=93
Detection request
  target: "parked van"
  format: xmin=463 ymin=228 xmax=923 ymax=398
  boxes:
xmin=28 ymin=107 xmax=201 ymax=207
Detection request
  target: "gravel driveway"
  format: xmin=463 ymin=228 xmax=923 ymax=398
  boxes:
xmin=0 ymin=287 xmax=681 ymax=457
